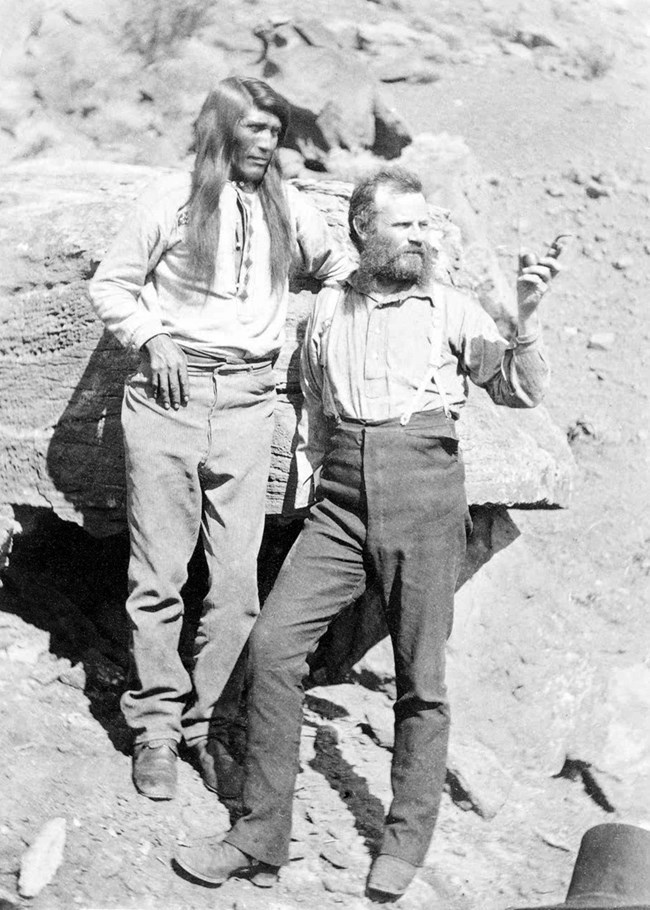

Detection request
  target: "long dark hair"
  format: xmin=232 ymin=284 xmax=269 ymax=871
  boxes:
xmin=186 ymin=77 xmax=293 ymax=293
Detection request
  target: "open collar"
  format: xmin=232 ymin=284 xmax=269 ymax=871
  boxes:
xmin=345 ymin=270 xmax=436 ymax=308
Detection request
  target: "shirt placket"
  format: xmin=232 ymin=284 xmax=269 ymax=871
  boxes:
xmin=364 ymin=303 xmax=389 ymax=401
xmin=235 ymin=190 xmax=254 ymax=324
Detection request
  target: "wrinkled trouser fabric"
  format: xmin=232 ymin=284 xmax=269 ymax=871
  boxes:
xmin=226 ymin=411 xmax=468 ymax=867
xmin=120 ymin=362 xmax=276 ymax=746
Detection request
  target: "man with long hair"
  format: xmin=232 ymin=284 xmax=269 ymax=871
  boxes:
xmin=89 ymin=77 xmax=349 ymax=801
xmin=174 ymin=167 xmax=564 ymax=898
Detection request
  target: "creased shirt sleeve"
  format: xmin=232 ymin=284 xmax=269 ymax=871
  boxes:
xmin=453 ymin=291 xmax=550 ymax=408
xmin=289 ymin=187 xmax=352 ymax=286
xmin=293 ymin=297 xmax=334 ymax=510
xmin=89 ymin=190 xmax=171 ymax=351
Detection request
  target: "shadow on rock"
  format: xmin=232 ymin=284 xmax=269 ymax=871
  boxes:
xmin=1 ymin=508 xmax=209 ymax=755
xmin=310 ymin=724 xmax=385 ymax=855
xmin=46 ymin=330 xmax=137 ymax=537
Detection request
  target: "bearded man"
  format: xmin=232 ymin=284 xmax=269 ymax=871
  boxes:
xmin=89 ymin=77 xmax=349 ymax=801
xmin=175 ymin=167 xmax=562 ymax=898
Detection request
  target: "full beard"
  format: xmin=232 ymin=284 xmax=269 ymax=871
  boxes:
xmin=356 ymin=233 xmax=435 ymax=287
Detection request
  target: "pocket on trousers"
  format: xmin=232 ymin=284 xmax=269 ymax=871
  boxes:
xmin=408 ymin=433 xmax=459 ymax=462
xmin=422 ymin=436 xmax=465 ymax=483
xmin=252 ymin=365 xmax=278 ymax=396
xmin=437 ymin=436 xmax=459 ymax=458
xmin=125 ymin=370 xmax=155 ymax=400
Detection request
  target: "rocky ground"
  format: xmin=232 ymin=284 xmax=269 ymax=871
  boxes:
xmin=1 ymin=0 xmax=650 ymax=908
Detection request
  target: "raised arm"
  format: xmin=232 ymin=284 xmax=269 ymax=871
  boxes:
xmin=289 ymin=186 xmax=352 ymax=286
xmin=515 ymin=233 xmax=567 ymax=339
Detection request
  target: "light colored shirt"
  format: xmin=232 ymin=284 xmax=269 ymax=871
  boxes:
xmin=294 ymin=274 xmax=550 ymax=507
xmin=89 ymin=172 xmax=350 ymax=359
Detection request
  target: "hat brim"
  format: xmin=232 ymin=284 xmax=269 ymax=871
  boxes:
xmin=509 ymin=905 xmax=650 ymax=910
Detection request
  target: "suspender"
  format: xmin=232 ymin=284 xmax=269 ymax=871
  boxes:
xmin=321 ymin=286 xmax=452 ymax=427
xmin=319 ymin=286 xmax=344 ymax=424
xmin=399 ymin=365 xmax=451 ymax=426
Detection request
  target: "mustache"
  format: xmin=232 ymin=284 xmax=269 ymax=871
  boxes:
xmin=384 ymin=244 xmax=426 ymax=262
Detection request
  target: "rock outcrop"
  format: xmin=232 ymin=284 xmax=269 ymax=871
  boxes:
xmin=250 ymin=18 xmax=413 ymax=165
xmin=0 ymin=159 xmax=575 ymax=540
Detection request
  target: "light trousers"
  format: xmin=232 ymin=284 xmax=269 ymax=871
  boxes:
xmin=120 ymin=361 xmax=276 ymax=746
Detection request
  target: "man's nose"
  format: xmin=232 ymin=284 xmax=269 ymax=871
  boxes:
xmin=407 ymin=225 xmax=425 ymax=244
xmin=257 ymin=129 xmax=277 ymax=151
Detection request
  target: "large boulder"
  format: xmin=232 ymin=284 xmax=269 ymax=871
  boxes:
xmin=249 ymin=18 xmax=412 ymax=166
xmin=0 ymin=159 xmax=582 ymax=790
xmin=327 ymin=132 xmax=521 ymax=336
xmin=0 ymin=159 xmax=575 ymax=539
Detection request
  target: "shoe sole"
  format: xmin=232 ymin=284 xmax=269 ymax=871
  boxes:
xmin=174 ymin=854 xmax=234 ymax=885
xmin=366 ymin=855 xmax=417 ymax=898
xmin=249 ymin=869 xmax=278 ymax=888
xmin=366 ymin=884 xmax=407 ymax=898
xmin=174 ymin=855 xmax=278 ymax=888
xmin=201 ymin=779 xmax=241 ymax=800
xmin=134 ymin=784 xmax=175 ymax=801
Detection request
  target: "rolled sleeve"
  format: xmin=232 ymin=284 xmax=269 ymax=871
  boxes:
xmin=500 ymin=337 xmax=550 ymax=407
xmin=289 ymin=186 xmax=351 ymax=285
xmin=455 ymin=292 xmax=550 ymax=408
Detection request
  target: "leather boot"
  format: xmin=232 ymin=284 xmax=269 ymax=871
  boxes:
xmin=187 ymin=737 xmax=243 ymax=799
xmin=366 ymin=855 xmax=418 ymax=898
xmin=174 ymin=838 xmax=278 ymax=887
xmin=132 ymin=740 xmax=178 ymax=800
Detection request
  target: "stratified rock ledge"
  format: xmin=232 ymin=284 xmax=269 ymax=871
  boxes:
xmin=0 ymin=160 xmax=575 ymax=536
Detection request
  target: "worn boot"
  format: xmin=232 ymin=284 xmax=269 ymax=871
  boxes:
xmin=187 ymin=737 xmax=243 ymax=799
xmin=175 ymin=838 xmax=278 ymax=887
xmin=366 ymin=855 xmax=418 ymax=898
xmin=132 ymin=740 xmax=178 ymax=800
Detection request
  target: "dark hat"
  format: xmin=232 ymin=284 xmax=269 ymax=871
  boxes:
xmin=509 ymin=824 xmax=650 ymax=910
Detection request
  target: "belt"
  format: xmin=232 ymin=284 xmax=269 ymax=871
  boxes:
xmin=335 ymin=409 xmax=458 ymax=441
xmin=337 ymin=408 xmax=455 ymax=428
xmin=186 ymin=355 xmax=275 ymax=373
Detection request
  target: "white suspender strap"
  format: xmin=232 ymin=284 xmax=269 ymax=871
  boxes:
xmin=399 ymin=365 xmax=451 ymax=425
xmin=399 ymin=367 xmax=433 ymax=426
xmin=431 ymin=366 xmax=452 ymax=419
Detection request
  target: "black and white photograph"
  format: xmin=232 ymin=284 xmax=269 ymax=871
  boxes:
xmin=0 ymin=0 xmax=649 ymax=908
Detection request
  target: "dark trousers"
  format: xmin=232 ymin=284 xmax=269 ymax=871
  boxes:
xmin=226 ymin=412 xmax=468 ymax=867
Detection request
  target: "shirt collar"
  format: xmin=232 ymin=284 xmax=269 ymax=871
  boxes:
xmin=345 ymin=270 xmax=435 ymax=306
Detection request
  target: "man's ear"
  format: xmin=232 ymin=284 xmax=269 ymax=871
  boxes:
xmin=352 ymin=215 xmax=367 ymax=245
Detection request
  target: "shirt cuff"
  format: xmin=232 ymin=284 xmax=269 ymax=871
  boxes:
xmin=131 ymin=322 xmax=170 ymax=351
xmin=512 ymin=329 xmax=541 ymax=348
